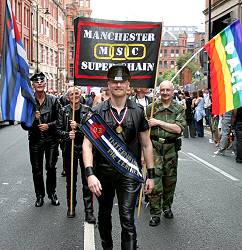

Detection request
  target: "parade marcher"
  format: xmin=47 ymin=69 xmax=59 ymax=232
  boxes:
xmin=82 ymin=65 xmax=155 ymax=250
xmin=58 ymin=89 xmax=85 ymax=177
xmin=21 ymin=72 xmax=60 ymax=207
xmin=203 ymin=88 xmax=212 ymax=126
xmin=232 ymin=107 xmax=242 ymax=163
xmin=147 ymin=80 xmax=186 ymax=226
xmin=214 ymin=111 xmax=233 ymax=155
xmin=85 ymin=91 xmax=96 ymax=107
xmin=193 ymin=90 xmax=205 ymax=137
xmin=56 ymin=87 xmax=96 ymax=222
xmin=183 ymin=91 xmax=195 ymax=138
xmin=130 ymin=87 xmax=152 ymax=113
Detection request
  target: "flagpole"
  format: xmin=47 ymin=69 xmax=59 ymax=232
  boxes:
xmin=70 ymin=86 xmax=76 ymax=216
xmin=137 ymin=28 xmax=163 ymax=219
xmin=170 ymin=47 xmax=204 ymax=83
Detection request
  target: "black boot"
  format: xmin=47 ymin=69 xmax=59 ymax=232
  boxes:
xmin=149 ymin=216 xmax=160 ymax=226
xmin=102 ymin=241 xmax=113 ymax=250
xmin=163 ymin=208 xmax=174 ymax=219
xmin=84 ymin=196 xmax=96 ymax=224
xmin=35 ymin=196 xmax=44 ymax=207
xmin=85 ymin=212 xmax=96 ymax=224
xmin=121 ymin=240 xmax=137 ymax=250
xmin=48 ymin=193 xmax=60 ymax=206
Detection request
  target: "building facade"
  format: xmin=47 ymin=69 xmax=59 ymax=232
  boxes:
xmin=0 ymin=0 xmax=32 ymax=67
xmin=159 ymin=26 xmax=189 ymax=74
xmin=204 ymin=0 xmax=242 ymax=38
xmin=31 ymin=0 xmax=66 ymax=93
xmin=65 ymin=0 xmax=91 ymax=87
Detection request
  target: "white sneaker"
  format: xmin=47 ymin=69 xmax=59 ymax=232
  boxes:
xmin=214 ymin=149 xmax=225 ymax=155
xmin=209 ymin=139 xmax=214 ymax=143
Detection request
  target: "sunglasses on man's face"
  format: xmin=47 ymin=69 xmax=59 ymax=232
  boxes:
xmin=33 ymin=80 xmax=45 ymax=84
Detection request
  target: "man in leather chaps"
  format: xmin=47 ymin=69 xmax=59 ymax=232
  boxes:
xmin=82 ymin=65 xmax=155 ymax=250
xmin=56 ymin=87 xmax=96 ymax=223
xmin=21 ymin=72 xmax=60 ymax=207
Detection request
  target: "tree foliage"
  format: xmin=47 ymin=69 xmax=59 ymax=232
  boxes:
xmin=176 ymin=52 xmax=200 ymax=76
xmin=157 ymin=70 xmax=179 ymax=86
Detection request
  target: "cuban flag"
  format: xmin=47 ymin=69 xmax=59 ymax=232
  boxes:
xmin=81 ymin=112 xmax=144 ymax=183
xmin=0 ymin=0 xmax=36 ymax=126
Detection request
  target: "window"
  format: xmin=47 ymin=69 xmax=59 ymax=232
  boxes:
xmin=70 ymin=68 xmax=74 ymax=78
xmin=54 ymin=51 xmax=58 ymax=67
xmin=164 ymin=61 xmax=168 ymax=68
xmin=17 ymin=1 xmax=22 ymax=21
xmin=45 ymin=46 xmax=48 ymax=64
xmin=164 ymin=49 xmax=168 ymax=57
xmin=40 ymin=44 xmax=43 ymax=63
xmin=176 ymin=49 xmax=179 ymax=57
xmin=46 ymin=22 xmax=49 ymax=37
xmin=171 ymin=49 xmax=174 ymax=57
xmin=160 ymin=49 xmax=163 ymax=57
xmin=70 ymin=31 xmax=74 ymax=43
xmin=50 ymin=49 xmax=53 ymax=65
xmin=40 ymin=17 xmax=44 ymax=34
xmin=159 ymin=61 xmax=162 ymax=68
xmin=171 ymin=61 xmax=175 ymax=69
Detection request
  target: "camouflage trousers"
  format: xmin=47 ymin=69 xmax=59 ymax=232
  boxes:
xmin=148 ymin=143 xmax=178 ymax=216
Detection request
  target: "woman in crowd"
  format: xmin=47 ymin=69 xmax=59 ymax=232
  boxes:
xmin=193 ymin=90 xmax=205 ymax=137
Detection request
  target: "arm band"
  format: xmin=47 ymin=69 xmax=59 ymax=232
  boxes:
xmin=85 ymin=166 xmax=94 ymax=178
xmin=147 ymin=168 xmax=155 ymax=179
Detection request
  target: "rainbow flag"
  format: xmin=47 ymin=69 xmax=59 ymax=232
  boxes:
xmin=204 ymin=20 xmax=242 ymax=115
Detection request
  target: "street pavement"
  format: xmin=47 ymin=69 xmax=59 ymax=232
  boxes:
xmin=1 ymin=124 xmax=242 ymax=250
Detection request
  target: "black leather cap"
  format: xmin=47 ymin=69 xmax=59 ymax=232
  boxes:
xmin=107 ymin=65 xmax=131 ymax=82
xmin=30 ymin=72 xmax=45 ymax=81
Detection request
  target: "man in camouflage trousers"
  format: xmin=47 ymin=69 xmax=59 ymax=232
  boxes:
xmin=146 ymin=80 xmax=186 ymax=226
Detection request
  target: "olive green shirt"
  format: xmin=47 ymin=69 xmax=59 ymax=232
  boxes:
xmin=146 ymin=100 xmax=186 ymax=140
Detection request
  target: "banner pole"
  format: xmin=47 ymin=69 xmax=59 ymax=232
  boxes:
xmin=137 ymin=28 xmax=163 ymax=219
xmin=70 ymin=86 xmax=76 ymax=216
xmin=170 ymin=47 xmax=204 ymax=83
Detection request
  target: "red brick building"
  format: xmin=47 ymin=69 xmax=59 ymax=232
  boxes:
xmin=0 ymin=0 xmax=32 ymax=66
xmin=65 ymin=0 xmax=91 ymax=87
xmin=31 ymin=0 xmax=66 ymax=93
xmin=159 ymin=28 xmax=188 ymax=74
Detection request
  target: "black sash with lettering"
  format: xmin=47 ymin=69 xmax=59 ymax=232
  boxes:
xmin=81 ymin=112 xmax=144 ymax=183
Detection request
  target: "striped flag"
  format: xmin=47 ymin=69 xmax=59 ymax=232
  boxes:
xmin=0 ymin=0 xmax=36 ymax=126
xmin=204 ymin=20 xmax=242 ymax=115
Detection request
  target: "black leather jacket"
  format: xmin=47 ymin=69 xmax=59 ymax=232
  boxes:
xmin=21 ymin=94 xmax=58 ymax=142
xmin=56 ymin=104 xmax=90 ymax=148
xmin=93 ymin=99 xmax=149 ymax=168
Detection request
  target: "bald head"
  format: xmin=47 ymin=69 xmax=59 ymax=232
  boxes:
xmin=159 ymin=80 xmax=174 ymax=91
xmin=67 ymin=87 xmax=81 ymax=97
xmin=159 ymin=80 xmax=174 ymax=104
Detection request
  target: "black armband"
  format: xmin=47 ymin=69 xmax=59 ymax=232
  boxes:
xmin=147 ymin=168 xmax=155 ymax=179
xmin=85 ymin=166 xmax=94 ymax=178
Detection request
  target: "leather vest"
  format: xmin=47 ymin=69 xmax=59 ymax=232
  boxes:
xmin=93 ymin=99 xmax=149 ymax=167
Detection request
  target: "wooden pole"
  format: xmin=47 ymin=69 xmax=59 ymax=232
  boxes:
xmin=69 ymin=86 xmax=76 ymax=216
xmin=137 ymin=29 xmax=163 ymax=219
xmin=170 ymin=47 xmax=204 ymax=83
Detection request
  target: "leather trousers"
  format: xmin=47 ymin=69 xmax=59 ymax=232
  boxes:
xmin=29 ymin=139 xmax=58 ymax=198
xmin=96 ymin=168 xmax=140 ymax=250
xmin=65 ymin=149 xmax=93 ymax=212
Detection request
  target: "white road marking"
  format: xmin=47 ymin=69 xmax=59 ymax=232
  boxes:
xmin=184 ymin=152 xmax=239 ymax=181
xmin=84 ymin=222 xmax=95 ymax=250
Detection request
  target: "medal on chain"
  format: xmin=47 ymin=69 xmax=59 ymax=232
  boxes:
xmin=110 ymin=107 xmax=128 ymax=134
